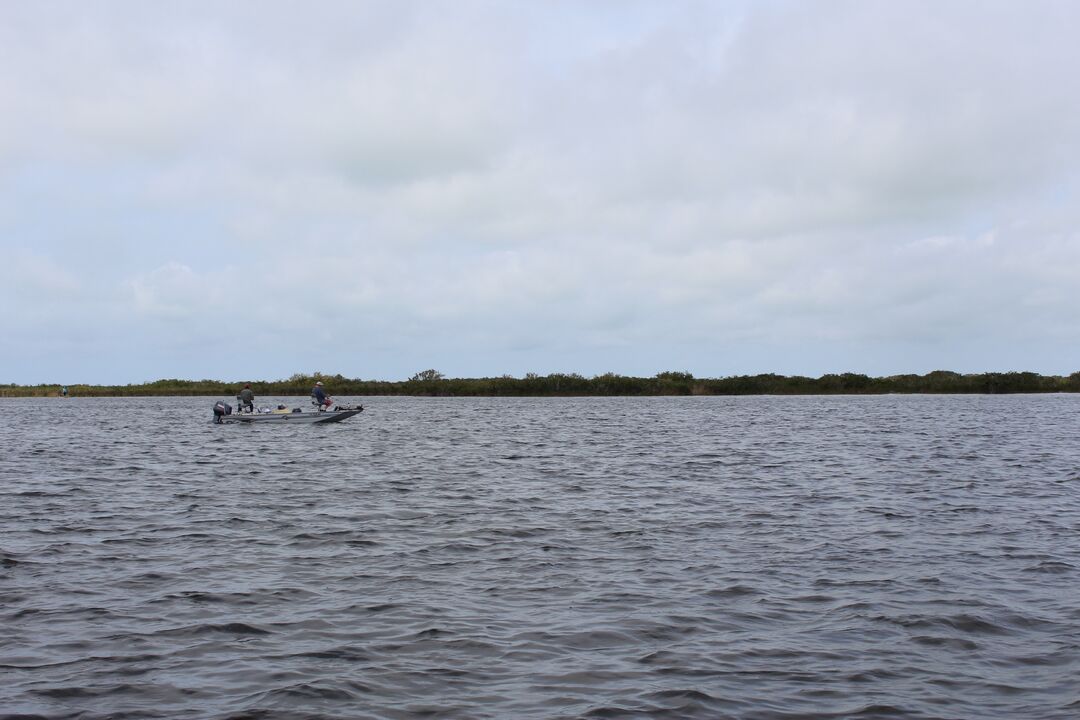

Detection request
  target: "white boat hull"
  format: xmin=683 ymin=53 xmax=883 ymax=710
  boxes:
xmin=217 ymin=407 xmax=363 ymax=424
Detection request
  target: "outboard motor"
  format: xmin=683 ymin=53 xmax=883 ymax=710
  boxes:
xmin=213 ymin=401 xmax=233 ymax=423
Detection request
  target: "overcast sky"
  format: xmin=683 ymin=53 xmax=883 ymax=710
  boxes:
xmin=2 ymin=1 xmax=1079 ymax=384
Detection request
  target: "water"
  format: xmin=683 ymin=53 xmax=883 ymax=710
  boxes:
xmin=2 ymin=394 xmax=1079 ymax=719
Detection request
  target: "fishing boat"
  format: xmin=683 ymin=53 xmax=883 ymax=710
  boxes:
xmin=213 ymin=401 xmax=363 ymax=425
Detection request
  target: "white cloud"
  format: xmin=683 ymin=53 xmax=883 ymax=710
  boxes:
xmin=2 ymin=1 xmax=1079 ymax=383
xmin=4 ymin=250 xmax=82 ymax=295
xmin=130 ymin=262 xmax=219 ymax=319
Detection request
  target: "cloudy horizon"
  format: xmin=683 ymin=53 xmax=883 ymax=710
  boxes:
xmin=3 ymin=1 xmax=1079 ymax=385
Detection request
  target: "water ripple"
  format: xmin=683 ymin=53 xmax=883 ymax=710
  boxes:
xmin=1 ymin=395 xmax=1079 ymax=718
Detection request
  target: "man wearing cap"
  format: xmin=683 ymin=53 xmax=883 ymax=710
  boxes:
xmin=239 ymin=383 xmax=255 ymax=412
xmin=312 ymin=381 xmax=332 ymax=410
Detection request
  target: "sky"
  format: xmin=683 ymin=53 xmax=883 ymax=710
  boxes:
xmin=2 ymin=0 xmax=1079 ymax=385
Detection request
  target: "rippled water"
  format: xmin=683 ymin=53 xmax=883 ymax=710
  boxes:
xmin=2 ymin=395 xmax=1079 ymax=719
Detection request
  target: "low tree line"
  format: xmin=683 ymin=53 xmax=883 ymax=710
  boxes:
xmin=3 ymin=369 xmax=1080 ymax=397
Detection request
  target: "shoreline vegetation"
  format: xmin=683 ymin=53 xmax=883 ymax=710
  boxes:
xmin=3 ymin=370 xmax=1080 ymax=398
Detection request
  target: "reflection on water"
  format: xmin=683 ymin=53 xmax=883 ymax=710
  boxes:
xmin=2 ymin=395 xmax=1079 ymax=719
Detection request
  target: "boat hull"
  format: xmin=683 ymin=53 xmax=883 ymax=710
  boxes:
xmin=218 ymin=408 xmax=363 ymax=425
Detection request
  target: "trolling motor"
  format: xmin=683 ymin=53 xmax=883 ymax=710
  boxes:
xmin=213 ymin=401 xmax=233 ymax=423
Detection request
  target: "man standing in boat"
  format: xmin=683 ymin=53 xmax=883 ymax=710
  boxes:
xmin=312 ymin=381 xmax=332 ymax=410
xmin=239 ymin=383 xmax=255 ymax=412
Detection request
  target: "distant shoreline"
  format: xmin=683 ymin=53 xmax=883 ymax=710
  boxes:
xmin=3 ymin=370 xmax=1079 ymax=397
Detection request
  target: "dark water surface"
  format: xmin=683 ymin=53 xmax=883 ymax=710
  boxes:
xmin=2 ymin=395 xmax=1079 ymax=719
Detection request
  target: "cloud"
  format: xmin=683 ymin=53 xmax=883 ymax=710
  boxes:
xmin=2 ymin=1 xmax=1079 ymax=383
xmin=130 ymin=262 xmax=220 ymax=319
xmin=4 ymin=250 xmax=82 ymax=295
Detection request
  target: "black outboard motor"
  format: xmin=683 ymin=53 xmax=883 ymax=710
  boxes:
xmin=213 ymin=401 xmax=232 ymax=424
